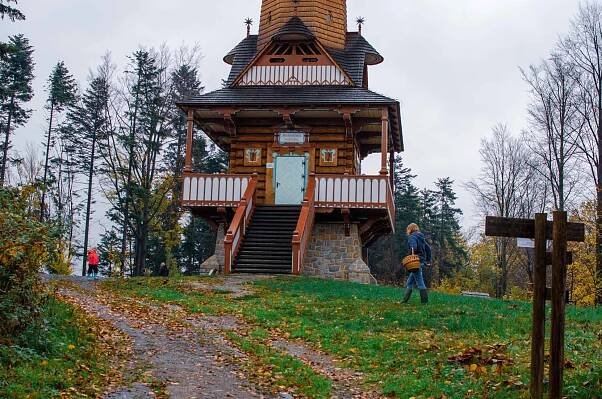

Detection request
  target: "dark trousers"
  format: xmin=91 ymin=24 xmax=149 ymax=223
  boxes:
xmin=88 ymin=264 xmax=99 ymax=275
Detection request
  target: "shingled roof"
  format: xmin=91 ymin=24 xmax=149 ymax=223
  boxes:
xmin=222 ymin=30 xmax=384 ymax=87
xmin=273 ymin=16 xmax=315 ymax=41
xmin=180 ymin=86 xmax=396 ymax=106
xmin=178 ymin=86 xmax=403 ymax=151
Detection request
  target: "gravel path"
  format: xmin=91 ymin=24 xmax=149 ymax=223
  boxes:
xmin=53 ymin=276 xmax=380 ymax=399
xmin=57 ymin=277 xmax=273 ymax=399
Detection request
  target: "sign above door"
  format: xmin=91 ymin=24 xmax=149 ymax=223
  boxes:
xmin=278 ymin=131 xmax=307 ymax=145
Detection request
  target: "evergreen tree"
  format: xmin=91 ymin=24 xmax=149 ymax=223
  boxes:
xmin=0 ymin=0 xmax=24 ymax=22
xmin=105 ymin=50 xmax=169 ymax=276
xmin=432 ymin=178 xmax=466 ymax=282
xmin=0 ymin=0 xmax=25 ymax=59
xmin=160 ymin=63 xmax=204 ymax=274
xmin=40 ymin=61 xmax=77 ymax=220
xmin=64 ymin=71 xmax=110 ymax=275
xmin=0 ymin=34 xmax=34 ymax=187
xmin=367 ymin=156 xmax=422 ymax=282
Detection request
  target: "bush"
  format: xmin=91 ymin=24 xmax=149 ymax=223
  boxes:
xmin=0 ymin=186 xmax=61 ymax=340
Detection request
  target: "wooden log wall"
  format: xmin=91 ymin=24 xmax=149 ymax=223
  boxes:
xmin=258 ymin=0 xmax=347 ymax=50
xmin=228 ymin=126 xmax=358 ymax=205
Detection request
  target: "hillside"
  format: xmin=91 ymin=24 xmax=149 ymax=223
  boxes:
xmin=14 ymin=276 xmax=597 ymax=398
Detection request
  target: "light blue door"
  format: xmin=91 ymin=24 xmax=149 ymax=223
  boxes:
xmin=275 ymin=156 xmax=306 ymax=205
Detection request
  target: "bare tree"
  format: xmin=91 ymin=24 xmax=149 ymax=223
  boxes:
xmin=521 ymin=55 xmax=583 ymax=212
xmin=466 ymin=124 xmax=546 ymax=297
xmin=559 ymin=0 xmax=602 ymax=304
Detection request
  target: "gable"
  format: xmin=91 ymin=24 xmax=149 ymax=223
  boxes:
xmin=235 ymin=39 xmax=352 ymax=87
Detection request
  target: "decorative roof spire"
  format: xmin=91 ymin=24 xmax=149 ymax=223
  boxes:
xmin=245 ymin=17 xmax=253 ymax=37
xmin=356 ymin=17 xmax=365 ymax=36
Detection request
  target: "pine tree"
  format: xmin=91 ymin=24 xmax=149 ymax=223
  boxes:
xmin=0 ymin=0 xmax=24 ymax=22
xmin=0 ymin=1 xmax=25 ymax=59
xmin=40 ymin=61 xmax=77 ymax=220
xmin=0 ymin=34 xmax=34 ymax=187
xmin=110 ymin=50 xmax=169 ymax=276
xmin=161 ymin=63 xmax=204 ymax=273
xmin=367 ymin=156 xmax=422 ymax=282
xmin=432 ymin=178 xmax=466 ymax=282
xmin=64 ymin=71 xmax=110 ymax=275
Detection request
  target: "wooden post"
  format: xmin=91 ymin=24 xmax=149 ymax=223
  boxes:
xmin=184 ymin=109 xmax=194 ymax=173
xmin=530 ymin=213 xmax=547 ymax=399
xmin=389 ymin=148 xmax=395 ymax=191
xmin=550 ymin=211 xmax=568 ymax=399
xmin=380 ymin=108 xmax=389 ymax=176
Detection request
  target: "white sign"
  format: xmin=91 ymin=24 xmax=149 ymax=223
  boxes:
xmin=266 ymin=163 xmax=274 ymax=169
xmin=517 ymin=238 xmax=553 ymax=250
xmin=517 ymin=238 xmax=535 ymax=248
xmin=279 ymin=131 xmax=306 ymax=145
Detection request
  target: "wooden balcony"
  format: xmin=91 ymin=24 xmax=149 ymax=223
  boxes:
xmin=314 ymin=174 xmax=394 ymax=217
xmin=182 ymin=173 xmax=253 ymax=208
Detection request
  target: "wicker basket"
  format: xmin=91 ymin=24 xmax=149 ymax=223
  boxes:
xmin=402 ymin=249 xmax=421 ymax=272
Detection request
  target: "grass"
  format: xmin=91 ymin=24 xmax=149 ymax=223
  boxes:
xmin=0 ymin=296 xmax=119 ymax=398
xmin=104 ymin=276 xmax=602 ymax=398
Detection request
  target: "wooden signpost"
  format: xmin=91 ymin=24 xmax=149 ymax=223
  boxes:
xmin=485 ymin=212 xmax=585 ymax=399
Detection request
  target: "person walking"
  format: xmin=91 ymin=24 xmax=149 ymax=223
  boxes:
xmin=402 ymin=223 xmax=432 ymax=304
xmin=87 ymin=248 xmax=100 ymax=280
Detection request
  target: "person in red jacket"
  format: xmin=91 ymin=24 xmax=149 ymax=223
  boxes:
xmin=87 ymin=248 xmax=100 ymax=279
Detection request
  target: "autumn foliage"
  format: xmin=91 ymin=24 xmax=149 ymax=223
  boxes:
xmin=0 ymin=186 xmax=61 ymax=338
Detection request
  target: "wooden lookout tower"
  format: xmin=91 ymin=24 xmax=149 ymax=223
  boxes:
xmin=178 ymin=0 xmax=403 ymax=283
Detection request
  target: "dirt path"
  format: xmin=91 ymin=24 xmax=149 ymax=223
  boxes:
xmin=54 ymin=276 xmax=380 ymax=399
xmin=56 ymin=277 xmax=274 ymax=399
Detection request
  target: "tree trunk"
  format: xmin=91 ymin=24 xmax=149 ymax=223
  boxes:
xmin=81 ymin=127 xmax=98 ymax=276
xmin=0 ymin=96 xmax=15 ymax=187
xmin=595 ymin=101 xmax=602 ymax=305
xmin=134 ymin=223 xmax=148 ymax=276
xmin=40 ymin=103 xmax=55 ymax=220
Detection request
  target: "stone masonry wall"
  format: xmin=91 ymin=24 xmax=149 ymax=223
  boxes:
xmin=303 ymin=223 xmax=377 ymax=285
xmin=200 ymin=224 xmax=225 ymax=273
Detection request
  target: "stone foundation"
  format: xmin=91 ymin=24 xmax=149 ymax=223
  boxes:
xmin=200 ymin=224 xmax=225 ymax=273
xmin=303 ymin=223 xmax=377 ymax=285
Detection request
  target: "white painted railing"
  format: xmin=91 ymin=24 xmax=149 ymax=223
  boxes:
xmin=314 ymin=174 xmax=395 ymax=232
xmin=314 ymin=175 xmax=391 ymax=208
xmin=182 ymin=174 xmax=252 ymax=207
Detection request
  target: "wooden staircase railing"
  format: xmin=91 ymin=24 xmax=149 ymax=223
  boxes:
xmin=224 ymin=177 xmax=258 ymax=274
xmin=292 ymin=175 xmax=317 ymax=275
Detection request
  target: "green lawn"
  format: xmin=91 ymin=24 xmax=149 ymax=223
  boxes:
xmin=0 ymin=296 xmax=119 ymax=399
xmin=104 ymin=276 xmax=602 ymax=399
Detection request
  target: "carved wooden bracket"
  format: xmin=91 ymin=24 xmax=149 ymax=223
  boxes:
xmin=343 ymin=113 xmax=353 ymax=138
xmin=216 ymin=108 xmax=239 ymax=137
xmin=275 ymin=108 xmax=300 ymax=128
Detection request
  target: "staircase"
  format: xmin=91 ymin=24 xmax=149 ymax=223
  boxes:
xmin=232 ymin=205 xmax=301 ymax=274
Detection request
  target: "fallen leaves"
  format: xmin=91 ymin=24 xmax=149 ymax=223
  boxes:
xmin=448 ymin=343 xmax=514 ymax=368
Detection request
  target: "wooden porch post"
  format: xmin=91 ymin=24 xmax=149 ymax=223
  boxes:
xmin=380 ymin=108 xmax=389 ymax=176
xmin=389 ymin=148 xmax=395 ymax=191
xmin=184 ymin=109 xmax=194 ymax=173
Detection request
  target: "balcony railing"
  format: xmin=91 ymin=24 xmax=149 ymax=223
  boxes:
xmin=314 ymin=174 xmax=395 ymax=230
xmin=182 ymin=173 xmax=252 ymax=207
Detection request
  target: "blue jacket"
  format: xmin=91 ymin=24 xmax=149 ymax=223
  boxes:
xmin=407 ymin=232 xmax=432 ymax=263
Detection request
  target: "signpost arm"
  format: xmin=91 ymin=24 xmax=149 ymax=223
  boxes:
xmin=530 ymin=213 xmax=547 ymax=399
xmin=550 ymin=211 xmax=568 ymax=399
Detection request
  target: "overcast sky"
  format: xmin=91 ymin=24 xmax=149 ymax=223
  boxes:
xmin=1 ymin=0 xmax=579 ymax=245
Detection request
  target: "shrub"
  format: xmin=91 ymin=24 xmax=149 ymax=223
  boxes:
xmin=0 ymin=186 xmax=61 ymax=340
